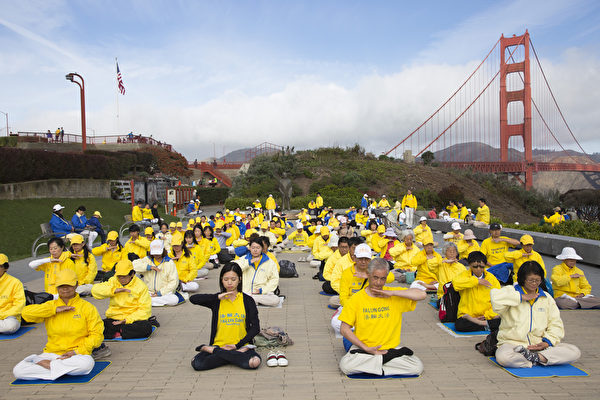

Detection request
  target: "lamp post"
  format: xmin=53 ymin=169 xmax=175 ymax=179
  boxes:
xmin=0 ymin=111 xmax=7 ymax=136
xmin=65 ymin=73 xmax=86 ymax=151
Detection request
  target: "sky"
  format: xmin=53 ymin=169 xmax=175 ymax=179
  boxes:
xmin=1 ymin=0 xmax=599 ymax=161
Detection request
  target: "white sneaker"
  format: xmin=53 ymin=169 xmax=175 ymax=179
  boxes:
xmin=181 ymin=292 xmax=190 ymax=300
xmin=276 ymin=351 xmax=288 ymax=367
xmin=266 ymin=351 xmax=278 ymax=367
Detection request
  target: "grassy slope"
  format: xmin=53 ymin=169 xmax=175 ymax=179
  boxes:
xmin=0 ymin=198 xmax=177 ymax=260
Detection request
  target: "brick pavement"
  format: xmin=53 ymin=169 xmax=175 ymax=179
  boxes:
xmin=2 ymin=241 xmax=600 ymax=399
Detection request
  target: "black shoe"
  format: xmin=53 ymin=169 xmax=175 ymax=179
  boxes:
xmin=149 ymin=316 xmax=160 ymax=327
xmin=92 ymin=343 xmax=112 ymax=360
xmin=312 ymin=273 xmax=320 ymax=280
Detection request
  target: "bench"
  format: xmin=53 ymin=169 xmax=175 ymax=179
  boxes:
xmin=119 ymin=215 xmax=155 ymax=240
xmin=31 ymin=223 xmax=56 ymax=258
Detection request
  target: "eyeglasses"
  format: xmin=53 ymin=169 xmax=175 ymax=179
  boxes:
xmin=525 ymin=278 xmax=542 ymax=284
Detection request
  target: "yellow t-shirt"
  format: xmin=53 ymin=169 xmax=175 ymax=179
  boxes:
xmin=480 ymin=237 xmax=514 ymax=265
xmin=213 ymin=293 xmax=247 ymax=347
xmin=339 ymin=288 xmax=416 ymax=350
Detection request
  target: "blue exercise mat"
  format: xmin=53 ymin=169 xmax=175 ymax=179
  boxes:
xmin=0 ymin=326 xmax=35 ymax=340
xmin=442 ymin=322 xmax=488 ymax=336
xmin=428 ymin=299 xmax=439 ymax=310
xmin=343 ymin=337 xmax=352 ymax=352
xmin=319 ymin=291 xmax=335 ymax=297
xmin=347 ymin=372 xmax=420 ymax=379
xmin=327 ymin=304 xmax=338 ymax=310
xmin=489 ymin=357 xmax=588 ymax=378
xmin=11 ymin=361 xmax=111 ymax=385
xmin=104 ymin=325 xmax=156 ymax=342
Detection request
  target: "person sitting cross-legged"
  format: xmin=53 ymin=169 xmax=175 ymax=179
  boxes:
xmin=234 ymin=237 xmax=280 ymax=307
xmin=491 ymin=261 xmax=581 ymax=368
xmin=13 ymin=270 xmax=103 ymax=381
xmin=190 ymin=263 xmax=261 ymax=371
xmin=452 ymin=251 xmax=501 ymax=332
xmin=132 ymin=240 xmax=181 ymax=307
xmin=0 ymin=254 xmax=26 ymax=334
xmin=91 ymin=260 xmax=153 ymax=340
xmin=339 ymin=258 xmax=426 ymax=376
xmin=551 ymin=247 xmax=600 ymax=309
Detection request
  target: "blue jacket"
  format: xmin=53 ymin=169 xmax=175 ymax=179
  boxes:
xmin=71 ymin=213 xmax=88 ymax=232
xmin=87 ymin=216 xmax=103 ymax=232
xmin=50 ymin=213 xmax=72 ymax=236
xmin=361 ymin=197 xmax=369 ymax=208
xmin=186 ymin=203 xmax=195 ymax=213
xmin=236 ymin=222 xmax=247 ymax=237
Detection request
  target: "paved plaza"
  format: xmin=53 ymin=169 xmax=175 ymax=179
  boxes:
xmin=1 ymin=228 xmax=600 ymax=400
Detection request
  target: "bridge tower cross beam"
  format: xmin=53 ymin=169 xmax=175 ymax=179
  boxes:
xmin=500 ymin=31 xmax=533 ymax=189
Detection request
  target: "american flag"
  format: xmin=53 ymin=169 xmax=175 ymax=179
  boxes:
xmin=116 ymin=61 xmax=126 ymax=95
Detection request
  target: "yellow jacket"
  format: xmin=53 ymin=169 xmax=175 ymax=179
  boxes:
xmin=355 ymin=213 xmax=368 ymax=226
xmin=265 ymin=197 xmax=276 ymax=210
xmin=91 ymin=276 xmax=152 ymax=323
xmin=316 ymin=195 xmax=324 ymax=208
xmin=0 ymin=273 xmax=25 ymax=321
xmin=121 ymin=236 xmax=151 ymax=260
xmin=142 ymin=208 xmax=153 ymax=219
xmin=411 ymin=250 xmax=442 ymax=284
xmin=491 ymin=285 xmax=564 ymax=347
xmin=458 ymin=206 xmax=468 ymax=220
xmin=504 ymin=249 xmax=546 ymax=281
xmin=379 ymin=239 xmax=400 ymax=259
xmin=266 ymin=251 xmax=281 ymax=272
xmin=388 ymin=243 xmax=420 ymax=271
xmin=323 ymin=250 xmax=343 ymax=281
xmin=446 ymin=204 xmax=458 ymax=219
xmin=413 ymin=224 xmax=434 ymax=245
xmin=236 ymin=253 xmax=279 ymax=295
xmin=34 ymin=253 xmax=76 ymax=295
xmin=201 ymin=237 xmax=221 ymax=257
xmin=360 ymin=229 xmax=376 ymax=248
xmin=307 ymin=233 xmax=320 ymax=249
xmin=330 ymin=253 xmax=354 ymax=293
xmin=430 ymin=259 xmax=467 ymax=299
xmin=70 ymin=250 xmax=97 ymax=285
xmin=378 ymin=199 xmax=391 ymax=208
xmin=287 ymin=230 xmax=309 ymax=246
xmin=270 ymin=227 xmax=286 ymax=243
xmin=92 ymin=244 xmax=123 ymax=271
xmin=339 ymin=265 xmax=393 ymax=307
xmin=131 ymin=206 xmax=143 ymax=222
xmin=226 ymin=225 xmax=241 ymax=246
xmin=370 ymin=234 xmax=388 ymax=254
xmin=327 ymin=217 xmax=340 ymax=229
xmin=476 ymin=205 xmax=490 ymax=224
xmin=170 ymin=252 xmax=198 ymax=282
xmin=544 ymin=212 xmax=563 ymax=227
xmin=443 ymin=232 xmax=464 ymax=244
xmin=133 ymin=257 xmax=179 ymax=296
xmin=401 ymin=194 xmax=417 ymax=209
xmin=312 ymin=236 xmax=333 ymax=260
xmin=453 ymin=269 xmax=500 ymax=319
xmin=22 ymin=294 xmax=103 ymax=355
xmin=457 ymin=239 xmax=480 ymax=260
xmin=252 ymin=200 xmax=262 ymax=209
xmin=551 ymin=262 xmax=592 ymax=298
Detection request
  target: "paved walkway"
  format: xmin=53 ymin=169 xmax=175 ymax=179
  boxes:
xmin=2 ymin=230 xmax=600 ymax=399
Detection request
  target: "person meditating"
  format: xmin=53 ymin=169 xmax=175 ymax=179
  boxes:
xmin=29 ymin=237 xmax=76 ymax=297
xmin=234 ymin=237 xmax=280 ymax=307
xmin=551 ymin=247 xmax=600 ymax=309
xmin=13 ymin=269 xmax=103 ymax=380
xmin=190 ymin=263 xmax=261 ymax=371
xmin=0 ymin=253 xmax=26 ymax=334
xmin=491 ymin=261 xmax=581 ymax=368
xmin=339 ymin=258 xmax=426 ymax=376
xmin=91 ymin=260 xmax=153 ymax=339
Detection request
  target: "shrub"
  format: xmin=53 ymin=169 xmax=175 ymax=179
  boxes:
xmin=195 ymin=187 xmax=229 ymax=205
xmin=504 ymin=220 xmax=600 ymax=241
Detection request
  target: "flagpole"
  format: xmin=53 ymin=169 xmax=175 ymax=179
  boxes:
xmin=115 ymin=57 xmax=120 ymax=135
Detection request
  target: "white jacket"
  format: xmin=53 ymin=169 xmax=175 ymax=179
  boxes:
xmin=133 ymin=256 xmax=179 ymax=296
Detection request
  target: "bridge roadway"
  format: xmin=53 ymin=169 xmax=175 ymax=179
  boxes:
xmin=2 ymin=214 xmax=599 ymax=399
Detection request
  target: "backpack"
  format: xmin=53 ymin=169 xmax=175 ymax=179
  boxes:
xmin=22 ymin=290 xmax=54 ymax=326
xmin=438 ymin=282 xmax=460 ymax=322
xmin=279 ymin=260 xmax=299 ymax=278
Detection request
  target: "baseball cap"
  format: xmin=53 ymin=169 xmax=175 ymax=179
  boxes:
xmin=149 ymin=239 xmax=164 ymax=255
xmin=489 ymin=223 xmax=502 ymax=230
xmin=377 ymin=225 xmax=386 ymax=233
xmin=296 ymin=221 xmax=304 ymax=229
xmin=260 ymin=221 xmax=269 ymax=229
xmin=115 ymin=260 xmax=133 ymax=276
xmin=520 ymin=234 xmax=534 ymax=245
xmin=145 ymin=227 xmax=154 ymax=235
xmin=70 ymin=234 xmax=84 ymax=245
xmin=93 ymin=211 xmax=102 ymax=218
xmin=419 ymin=216 xmax=427 ymax=222
xmin=52 ymin=204 xmax=65 ymax=212
xmin=0 ymin=253 xmax=8 ymax=265
xmin=55 ymin=269 xmax=77 ymax=287
xmin=169 ymin=222 xmax=176 ymax=228
xmin=320 ymin=226 xmax=330 ymax=236
xmin=451 ymin=222 xmax=461 ymax=231
xmin=171 ymin=233 xmax=184 ymax=246
xmin=314 ymin=226 xmax=322 ymax=233
xmin=107 ymin=231 xmax=119 ymax=241
xmin=354 ymin=243 xmax=372 ymax=259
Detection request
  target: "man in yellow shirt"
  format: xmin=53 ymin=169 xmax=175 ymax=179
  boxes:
xmin=457 ymin=229 xmax=480 ymax=262
xmin=265 ymin=194 xmax=276 ymax=220
xmin=475 ymin=198 xmax=490 ymax=225
xmin=480 ymin=223 xmax=520 ymax=283
xmin=13 ymin=269 xmax=104 ymax=381
xmin=543 ymin=207 xmax=564 ymax=227
xmin=452 ymin=251 xmax=501 ymax=332
xmin=551 ymin=247 xmax=600 ymax=309
xmin=131 ymin=200 xmax=143 ymax=222
xmin=122 ymin=224 xmax=151 ymax=261
xmin=504 ymin=234 xmax=546 ymax=284
xmin=315 ymin=192 xmax=324 ymax=213
xmin=284 ymin=222 xmax=310 ymax=250
xmin=338 ymin=258 xmax=426 ymax=376
xmin=378 ymin=195 xmax=391 ymax=209
xmin=91 ymin=260 xmax=153 ymax=339
xmin=322 ymin=236 xmax=347 ymax=294
xmin=401 ymin=190 xmax=418 ymax=227
xmin=0 ymin=254 xmax=26 ymax=334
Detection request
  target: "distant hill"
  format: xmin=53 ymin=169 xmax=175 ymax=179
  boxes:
xmin=218 ymin=148 xmax=251 ymax=163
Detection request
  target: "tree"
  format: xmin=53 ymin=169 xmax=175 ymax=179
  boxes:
xmin=422 ymin=151 xmax=435 ymax=165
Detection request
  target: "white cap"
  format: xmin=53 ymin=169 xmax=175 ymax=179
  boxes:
xmin=52 ymin=204 xmax=65 ymax=212
xmin=354 ymin=243 xmax=372 ymax=259
xmin=363 ymin=194 xmax=368 ymax=197
xmin=296 ymin=221 xmax=304 ymax=229
xmin=314 ymin=226 xmax=322 ymax=233
xmin=189 ymin=200 xmax=194 ymax=203
xmin=269 ymin=194 xmax=273 ymax=197
xmin=149 ymin=239 xmax=164 ymax=255
xmin=328 ymin=234 xmax=339 ymax=247
xmin=339 ymin=216 xmax=348 ymax=224
xmin=419 ymin=216 xmax=427 ymax=222
xmin=384 ymin=228 xmax=397 ymax=237
xmin=451 ymin=222 xmax=461 ymax=231
xmin=556 ymin=247 xmax=583 ymax=261
xmin=382 ymin=194 xmax=386 ymax=198
xmin=235 ymin=216 xmax=241 ymax=222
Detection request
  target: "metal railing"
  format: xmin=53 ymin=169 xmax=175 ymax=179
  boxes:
xmin=16 ymin=131 xmax=173 ymax=152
